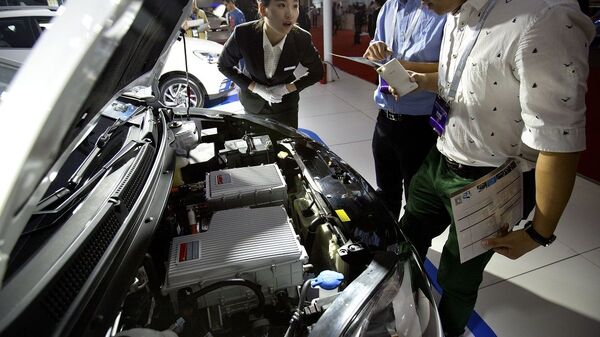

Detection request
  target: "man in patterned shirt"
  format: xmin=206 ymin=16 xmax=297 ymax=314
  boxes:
xmin=401 ymin=0 xmax=595 ymax=335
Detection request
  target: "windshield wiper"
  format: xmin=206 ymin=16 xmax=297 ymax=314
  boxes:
xmin=34 ymin=110 xmax=145 ymax=214
xmin=35 ymin=139 xmax=145 ymax=214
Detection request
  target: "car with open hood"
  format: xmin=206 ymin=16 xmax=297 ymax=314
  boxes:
xmin=0 ymin=1 xmax=442 ymax=337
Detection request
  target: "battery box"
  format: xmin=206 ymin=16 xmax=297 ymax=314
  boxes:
xmin=205 ymin=163 xmax=287 ymax=209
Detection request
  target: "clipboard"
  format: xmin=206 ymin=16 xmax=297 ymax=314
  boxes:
xmin=331 ymin=53 xmax=417 ymax=97
xmin=331 ymin=53 xmax=383 ymax=69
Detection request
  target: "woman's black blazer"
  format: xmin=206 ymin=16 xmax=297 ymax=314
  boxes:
xmin=217 ymin=20 xmax=324 ymax=114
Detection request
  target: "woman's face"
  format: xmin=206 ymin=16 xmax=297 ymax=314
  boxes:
xmin=261 ymin=0 xmax=299 ymax=35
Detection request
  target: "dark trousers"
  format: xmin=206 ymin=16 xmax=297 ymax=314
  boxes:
xmin=400 ymin=148 xmax=536 ymax=336
xmin=372 ymin=110 xmax=436 ymax=219
xmin=245 ymin=101 xmax=299 ymax=129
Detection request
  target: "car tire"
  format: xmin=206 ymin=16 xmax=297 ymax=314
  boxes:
xmin=159 ymin=75 xmax=206 ymax=108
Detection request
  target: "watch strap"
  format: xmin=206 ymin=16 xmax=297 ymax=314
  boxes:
xmin=524 ymin=221 xmax=556 ymax=247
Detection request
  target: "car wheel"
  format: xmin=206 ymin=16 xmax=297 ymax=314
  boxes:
xmin=159 ymin=76 xmax=206 ymax=108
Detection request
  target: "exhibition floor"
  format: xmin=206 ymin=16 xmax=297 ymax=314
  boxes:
xmin=213 ymin=69 xmax=600 ymax=337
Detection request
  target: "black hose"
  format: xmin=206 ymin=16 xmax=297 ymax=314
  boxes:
xmin=284 ymin=278 xmax=313 ymax=337
xmin=296 ymin=278 xmax=312 ymax=312
xmin=307 ymin=215 xmax=328 ymax=234
xmin=301 ymin=199 xmax=316 ymax=217
xmin=305 ymin=215 xmax=327 ymax=254
xmin=305 ymin=214 xmax=347 ymax=255
xmin=191 ymin=279 xmax=266 ymax=316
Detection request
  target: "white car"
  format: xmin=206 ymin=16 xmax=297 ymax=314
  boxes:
xmin=159 ymin=36 xmax=234 ymax=108
xmin=0 ymin=6 xmax=57 ymax=64
xmin=0 ymin=6 xmax=233 ymax=108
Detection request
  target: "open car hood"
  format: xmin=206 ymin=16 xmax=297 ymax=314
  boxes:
xmin=0 ymin=0 xmax=191 ymax=282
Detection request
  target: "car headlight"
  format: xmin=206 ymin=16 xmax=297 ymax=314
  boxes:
xmin=193 ymin=50 xmax=219 ymax=64
xmin=309 ymin=249 xmax=443 ymax=337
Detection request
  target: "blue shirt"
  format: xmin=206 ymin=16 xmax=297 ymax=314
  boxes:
xmin=227 ymin=8 xmax=246 ymax=30
xmin=372 ymin=0 xmax=445 ymax=115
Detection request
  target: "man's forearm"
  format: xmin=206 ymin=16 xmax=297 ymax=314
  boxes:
xmin=400 ymin=61 xmax=438 ymax=73
xmin=411 ymin=72 xmax=439 ymax=92
xmin=531 ymin=151 xmax=581 ymax=238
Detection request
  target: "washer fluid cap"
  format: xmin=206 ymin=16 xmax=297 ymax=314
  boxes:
xmin=311 ymin=270 xmax=344 ymax=290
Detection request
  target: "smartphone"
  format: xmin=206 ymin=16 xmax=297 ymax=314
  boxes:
xmin=376 ymin=59 xmax=418 ymax=97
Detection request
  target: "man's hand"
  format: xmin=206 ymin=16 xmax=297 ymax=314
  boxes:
xmin=482 ymin=151 xmax=580 ymax=260
xmin=408 ymin=71 xmax=439 ymax=92
xmin=383 ymin=71 xmax=426 ymax=101
xmin=481 ymin=224 xmax=540 ymax=259
xmin=387 ymin=86 xmax=400 ymax=101
xmin=363 ymin=41 xmax=392 ymax=61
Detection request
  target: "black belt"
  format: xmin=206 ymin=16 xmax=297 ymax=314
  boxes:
xmin=379 ymin=109 xmax=427 ymax=122
xmin=443 ymin=155 xmax=496 ymax=180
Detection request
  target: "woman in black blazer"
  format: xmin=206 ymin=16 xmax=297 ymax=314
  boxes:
xmin=217 ymin=0 xmax=324 ymax=128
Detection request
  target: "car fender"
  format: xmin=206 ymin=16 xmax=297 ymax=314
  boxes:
xmin=160 ymin=38 xmax=230 ymax=95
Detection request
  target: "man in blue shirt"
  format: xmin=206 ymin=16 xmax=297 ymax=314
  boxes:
xmin=363 ymin=0 xmax=445 ymax=219
xmin=224 ymin=0 xmax=247 ymax=31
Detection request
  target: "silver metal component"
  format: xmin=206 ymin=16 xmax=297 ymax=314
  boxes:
xmin=221 ymin=135 xmax=272 ymax=154
xmin=205 ymin=164 xmax=287 ymax=209
xmin=164 ymin=206 xmax=307 ymax=312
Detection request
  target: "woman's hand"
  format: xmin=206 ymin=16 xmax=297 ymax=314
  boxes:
xmin=268 ymin=84 xmax=292 ymax=102
xmin=285 ymin=83 xmax=297 ymax=93
xmin=251 ymin=82 xmax=282 ymax=104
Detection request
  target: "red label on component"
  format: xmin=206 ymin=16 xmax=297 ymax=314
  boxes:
xmin=177 ymin=240 xmax=200 ymax=263
xmin=214 ymin=173 xmax=231 ymax=185
xmin=178 ymin=242 xmax=188 ymax=262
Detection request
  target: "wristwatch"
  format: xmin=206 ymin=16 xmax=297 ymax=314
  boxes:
xmin=524 ymin=221 xmax=556 ymax=247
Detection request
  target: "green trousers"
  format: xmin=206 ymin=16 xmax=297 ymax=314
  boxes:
xmin=399 ymin=148 xmax=534 ymax=336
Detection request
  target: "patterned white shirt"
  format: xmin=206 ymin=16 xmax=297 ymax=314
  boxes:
xmin=437 ymin=0 xmax=595 ymax=170
xmin=263 ymin=24 xmax=287 ymax=79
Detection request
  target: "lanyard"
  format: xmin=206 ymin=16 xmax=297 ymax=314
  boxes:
xmin=389 ymin=1 xmax=422 ymax=60
xmin=441 ymin=0 xmax=496 ymax=101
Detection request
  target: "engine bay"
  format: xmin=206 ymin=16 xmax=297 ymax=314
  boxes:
xmin=114 ymin=109 xmax=403 ymax=337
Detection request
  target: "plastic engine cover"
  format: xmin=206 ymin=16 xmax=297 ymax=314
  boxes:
xmin=164 ymin=206 xmax=307 ymax=310
xmin=205 ymin=164 xmax=287 ymax=209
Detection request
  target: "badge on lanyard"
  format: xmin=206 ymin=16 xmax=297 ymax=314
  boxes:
xmin=429 ymin=95 xmax=450 ymax=136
